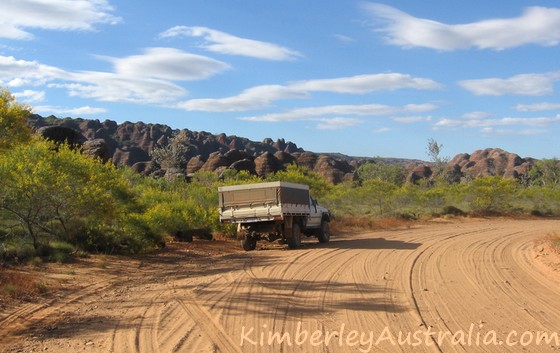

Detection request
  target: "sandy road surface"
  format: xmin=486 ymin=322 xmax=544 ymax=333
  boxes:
xmin=1 ymin=219 xmax=560 ymax=352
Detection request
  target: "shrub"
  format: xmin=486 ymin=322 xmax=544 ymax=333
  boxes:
xmin=268 ymin=164 xmax=332 ymax=199
xmin=0 ymin=138 xmax=138 ymax=251
xmin=0 ymin=88 xmax=31 ymax=152
xmin=48 ymin=241 xmax=75 ymax=263
xmin=465 ymin=176 xmax=518 ymax=215
xmin=0 ymin=237 xmax=36 ymax=264
xmin=3 ymin=284 xmax=18 ymax=298
xmin=357 ymin=161 xmax=405 ymax=186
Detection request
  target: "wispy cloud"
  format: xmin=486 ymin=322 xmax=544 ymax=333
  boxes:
xmin=364 ymin=3 xmax=560 ymax=51
xmin=240 ymin=103 xmax=435 ymax=122
xmin=178 ymin=74 xmax=441 ymax=112
xmin=315 ymin=117 xmax=363 ymax=130
xmin=34 ymin=105 xmax=107 ymax=116
xmin=434 ymin=115 xmax=560 ymax=132
xmin=458 ymin=72 xmax=560 ymax=96
xmin=373 ymin=127 xmax=391 ymax=133
xmin=160 ymin=26 xmax=302 ymax=61
xmin=99 ymin=47 xmax=231 ymax=81
xmin=0 ymin=0 xmax=121 ymax=40
xmin=290 ymin=73 xmax=441 ymax=93
xmin=515 ymin=102 xmax=560 ymax=112
xmin=392 ymin=116 xmax=431 ymax=123
xmin=239 ymin=103 xmax=437 ymax=130
xmin=50 ymin=74 xmax=188 ymax=105
xmin=0 ymin=55 xmax=69 ymax=87
xmin=481 ymin=127 xmax=547 ymax=136
xmin=461 ymin=111 xmax=494 ymax=120
xmin=176 ymin=85 xmax=307 ymax=112
xmin=1 ymin=48 xmax=230 ymax=105
xmin=334 ymin=34 xmax=355 ymax=43
xmin=13 ymin=89 xmax=45 ymax=103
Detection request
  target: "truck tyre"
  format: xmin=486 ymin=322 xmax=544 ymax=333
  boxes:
xmin=287 ymin=223 xmax=302 ymax=249
xmin=317 ymin=221 xmax=330 ymax=243
xmin=241 ymin=235 xmax=257 ymax=251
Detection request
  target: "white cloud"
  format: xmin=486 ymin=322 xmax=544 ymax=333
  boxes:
xmin=0 ymin=55 xmax=68 ymax=86
xmin=65 ymin=48 xmax=229 ymax=103
xmin=240 ymin=104 xmax=406 ymax=122
xmin=101 ymin=47 xmax=231 ymax=81
xmin=179 ymin=73 xmax=441 ymax=112
xmin=515 ymin=102 xmax=560 ymax=112
xmin=51 ymin=73 xmax=188 ymax=104
xmin=13 ymin=89 xmax=45 ymax=103
xmin=0 ymin=0 xmax=121 ymax=40
xmin=403 ymin=103 xmax=439 ymax=112
xmin=315 ymin=117 xmax=363 ymax=130
xmin=177 ymin=85 xmax=307 ymax=112
xmin=1 ymin=48 xmax=230 ymax=105
xmin=481 ymin=127 xmax=547 ymax=136
xmin=392 ymin=116 xmax=431 ymax=123
xmin=373 ymin=127 xmax=391 ymax=133
xmin=159 ymin=26 xmax=302 ymax=61
xmin=461 ymin=111 xmax=494 ymax=120
xmin=334 ymin=34 xmax=355 ymax=43
xmin=34 ymin=105 xmax=107 ymax=116
xmin=459 ymin=72 xmax=560 ymax=96
xmin=364 ymin=3 xmax=560 ymax=50
xmin=239 ymin=103 xmax=436 ymax=131
xmin=240 ymin=105 xmax=368 ymax=130
xmin=290 ymin=73 xmax=441 ymax=93
xmin=434 ymin=114 xmax=560 ymax=130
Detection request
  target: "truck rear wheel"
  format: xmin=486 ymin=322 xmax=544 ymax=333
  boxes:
xmin=317 ymin=221 xmax=330 ymax=243
xmin=241 ymin=235 xmax=257 ymax=251
xmin=287 ymin=223 xmax=302 ymax=249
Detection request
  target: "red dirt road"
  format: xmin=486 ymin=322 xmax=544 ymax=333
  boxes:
xmin=1 ymin=218 xmax=560 ymax=352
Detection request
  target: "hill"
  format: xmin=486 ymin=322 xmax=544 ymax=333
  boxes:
xmin=28 ymin=115 xmax=537 ymax=183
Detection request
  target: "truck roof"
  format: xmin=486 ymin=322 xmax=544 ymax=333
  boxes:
xmin=218 ymin=181 xmax=309 ymax=192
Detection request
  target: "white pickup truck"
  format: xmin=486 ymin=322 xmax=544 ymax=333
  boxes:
xmin=218 ymin=181 xmax=331 ymax=250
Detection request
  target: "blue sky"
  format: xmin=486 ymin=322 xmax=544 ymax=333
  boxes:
xmin=2 ymin=0 xmax=560 ymax=160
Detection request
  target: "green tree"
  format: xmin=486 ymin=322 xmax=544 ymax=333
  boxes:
xmin=268 ymin=164 xmax=331 ymax=199
xmin=220 ymin=169 xmax=263 ymax=184
xmin=517 ymin=186 xmax=560 ymax=216
xmin=150 ymin=136 xmax=188 ymax=170
xmin=328 ymin=179 xmax=397 ymax=216
xmin=357 ymin=161 xmax=405 ymax=186
xmin=0 ymin=88 xmax=32 ymax=151
xmin=528 ymin=158 xmax=560 ymax=186
xmin=0 ymin=139 xmax=135 ymax=250
xmin=426 ymin=138 xmax=458 ymax=185
xmin=426 ymin=138 xmax=446 ymax=164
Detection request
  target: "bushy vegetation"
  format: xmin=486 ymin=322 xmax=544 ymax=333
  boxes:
xmin=323 ymin=170 xmax=560 ymax=219
xmin=2 ymin=88 xmax=560 ymax=263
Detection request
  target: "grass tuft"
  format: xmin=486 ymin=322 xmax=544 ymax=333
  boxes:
xmin=2 ymin=284 xmax=18 ymax=298
xmin=0 ymin=270 xmax=42 ymax=301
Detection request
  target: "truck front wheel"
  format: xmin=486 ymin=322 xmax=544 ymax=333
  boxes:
xmin=241 ymin=235 xmax=257 ymax=251
xmin=317 ymin=221 xmax=330 ymax=243
xmin=287 ymin=223 xmax=302 ymax=249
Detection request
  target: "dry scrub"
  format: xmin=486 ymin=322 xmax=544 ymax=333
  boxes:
xmin=0 ymin=268 xmax=47 ymax=305
xmin=330 ymin=215 xmax=412 ymax=233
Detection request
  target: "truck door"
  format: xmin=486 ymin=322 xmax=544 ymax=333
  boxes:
xmin=307 ymin=197 xmax=322 ymax=227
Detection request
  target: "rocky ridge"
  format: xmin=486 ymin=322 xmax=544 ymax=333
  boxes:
xmin=29 ymin=115 xmax=538 ymax=183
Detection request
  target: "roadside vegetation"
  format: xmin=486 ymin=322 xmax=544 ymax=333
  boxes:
xmin=2 ymin=88 xmax=560 ymax=265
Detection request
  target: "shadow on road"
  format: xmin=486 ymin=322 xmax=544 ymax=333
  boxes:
xmin=303 ymin=236 xmax=421 ymax=250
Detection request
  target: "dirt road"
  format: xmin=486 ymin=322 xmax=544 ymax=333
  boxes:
xmin=2 ymin=219 xmax=560 ymax=352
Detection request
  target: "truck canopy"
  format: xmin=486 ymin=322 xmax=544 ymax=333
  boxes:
xmin=218 ymin=181 xmax=311 ymax=223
